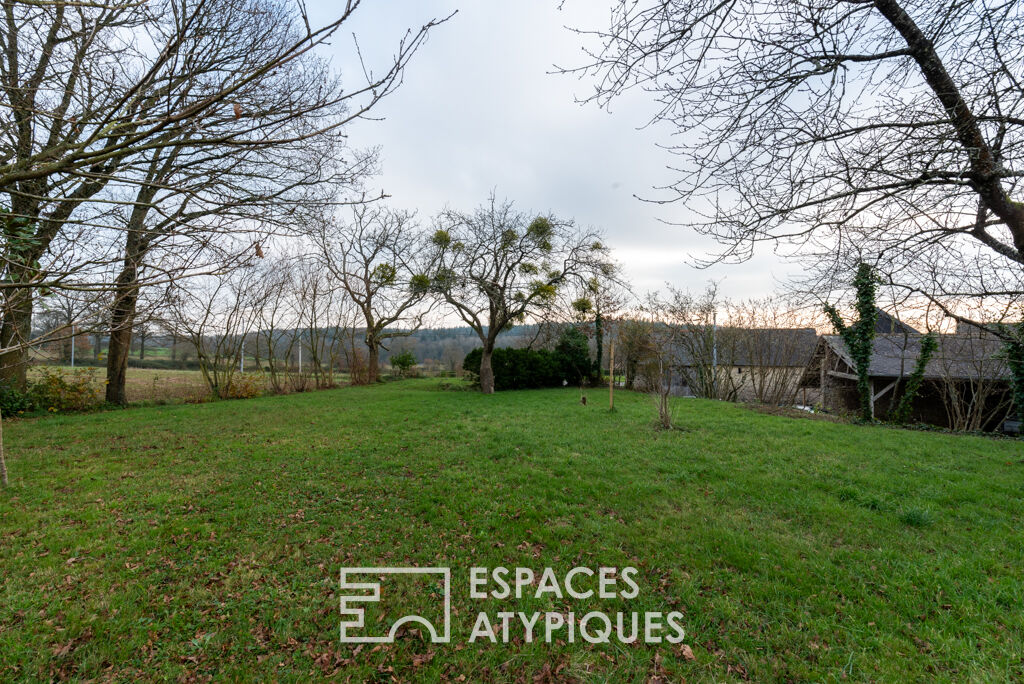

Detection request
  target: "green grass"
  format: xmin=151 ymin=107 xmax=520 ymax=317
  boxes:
xmin=1 ymin=380 xmax=1022 ymax=682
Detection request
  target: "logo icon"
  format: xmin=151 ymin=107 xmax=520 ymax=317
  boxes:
xmin=339 ymin=567 xmax=451 ymax=643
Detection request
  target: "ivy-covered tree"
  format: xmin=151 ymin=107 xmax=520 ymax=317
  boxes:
xmin=824 ymin=263 xmax=879 ymax=422
xmin=430 ymin=196 xmax=609 ymax=394
xmin=889 ymin=332 xmax=938 ymax=425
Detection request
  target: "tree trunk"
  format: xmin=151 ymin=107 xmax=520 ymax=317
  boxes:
xmin=479 ymin=342 xmax=496 ymax=394
xmin=106 ymin=324 xmax=133 ymax=405
xmin=608 ymin=339 xmax=615 ymax=410
xmin=105 ymin=234 xmax=147 ymax=405
xmin=857 ymin=371 xmax=873 ymax=422
xmin=594 ymin=311 xmax=603 ymax=380
xmin=139 ymin=327 xmax=146 ymax=360
xmin=0 ymin=193 xmax=43 ymax=390
xmin=0 ymin=290 xmax=32 ymax=390
xmin=0 ymin=407 xmax=7 ymax=488
xmin=63 ymin=317 xmax=74 ymax=363
xmin=366 ymin=337 xmax=380 ymax=383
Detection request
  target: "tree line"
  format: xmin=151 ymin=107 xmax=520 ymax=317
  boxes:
xmin=0 ymin=0 xmax=450 ymax=409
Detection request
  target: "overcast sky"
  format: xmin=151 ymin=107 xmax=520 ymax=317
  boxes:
xmin=309 ymin=0 xmax=796 ymax=301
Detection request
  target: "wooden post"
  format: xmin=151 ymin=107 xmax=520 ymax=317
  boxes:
xmin=608 ymin=339 xmax=615 ymax=410
xmin=869 ymin=378 xmax=875 ymax=420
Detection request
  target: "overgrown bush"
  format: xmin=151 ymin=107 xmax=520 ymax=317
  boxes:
xmin=462 ymin=327 xmax=597 ymax=391
xmin=0 ymin=380 xmax=31 ymax=415
xmin=28 ymin=368 xmax=101 ymax=412
xmin=224 ymin=373 xmax=264 ymax=399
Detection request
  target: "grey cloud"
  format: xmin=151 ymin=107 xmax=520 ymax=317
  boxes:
xmin=310 ymin=0 xmax=796 ymax=299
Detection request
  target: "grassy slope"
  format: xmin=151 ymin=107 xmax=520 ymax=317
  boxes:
xmin=0 ymin=380 xmax=1021 ymax=682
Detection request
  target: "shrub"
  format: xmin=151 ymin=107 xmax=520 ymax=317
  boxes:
xmin=462 ymin=327 xmax=597 ymax=391
xmin=0 ymin=379 xmax=32 ymax=415
xmin=554 ymin=325 xmax=595 ymax=383
xmin=462 ymin=349 xmax=481 ymax=376
xmin=28 ymin=367 xmax=101 ymax=412
xmin=390 ymin=350 xmax=417 ymax=377
xmin=224 ymin=373 xmax=264 ymax=399
xmin=464 ymin=347 xmax=555 ymax=390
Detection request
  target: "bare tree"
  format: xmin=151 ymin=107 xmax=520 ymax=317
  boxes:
xmin=658 ymin=284 xmax=737 ymax=400
xmin=0 ymin=0 xmax=448 ymax=390
xmin=33 ymin=289 xmax=100 ymax=365
xmin=727 ymin=298 xmax=818 ymax=405
xmin=251 ymin=257 xmax=298 ymax=393
xmin=571 ymin=1 xmax=1024 ymax=339
xmin=99 ymin=0 xmax=441 ymax=404
xmin=633 ymin=298 xmax=676 ymax=428
xmin=430 ymin=196 xmax=609 ymax=394
xmin=317 ymin=207 xmax=435 ymax=383
xmin=936 ymin=326 xmax=1014 ymax=431
xmin=248 ymin=252 xmax=361 ymax=393
xmin=294 ymin=257 xmax=350 ymax=389
xmin=164 ymin=268 xmax=264 ymax=399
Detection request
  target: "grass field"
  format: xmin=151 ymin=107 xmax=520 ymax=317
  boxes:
xmin=1 ymin=380 xmax=1022 ymax=682
xmin=27 ymin=366 xmax=354 ymax=404
xmin=29 ymin=366 xmax=211 ymax=404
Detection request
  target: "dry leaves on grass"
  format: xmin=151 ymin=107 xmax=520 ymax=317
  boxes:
xmin=51 ymin=628 xmax=93 ymax=658
xmin=412 ymin=651 xmax=435 ymax=667
xmin=531 ymin=658 xmax=575 ymax=683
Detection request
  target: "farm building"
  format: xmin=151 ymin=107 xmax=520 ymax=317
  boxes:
xmin=638 ymin=327 xmax=819 ymax=403
xmin=798 ymin=332 xmax=1015 ymax=431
